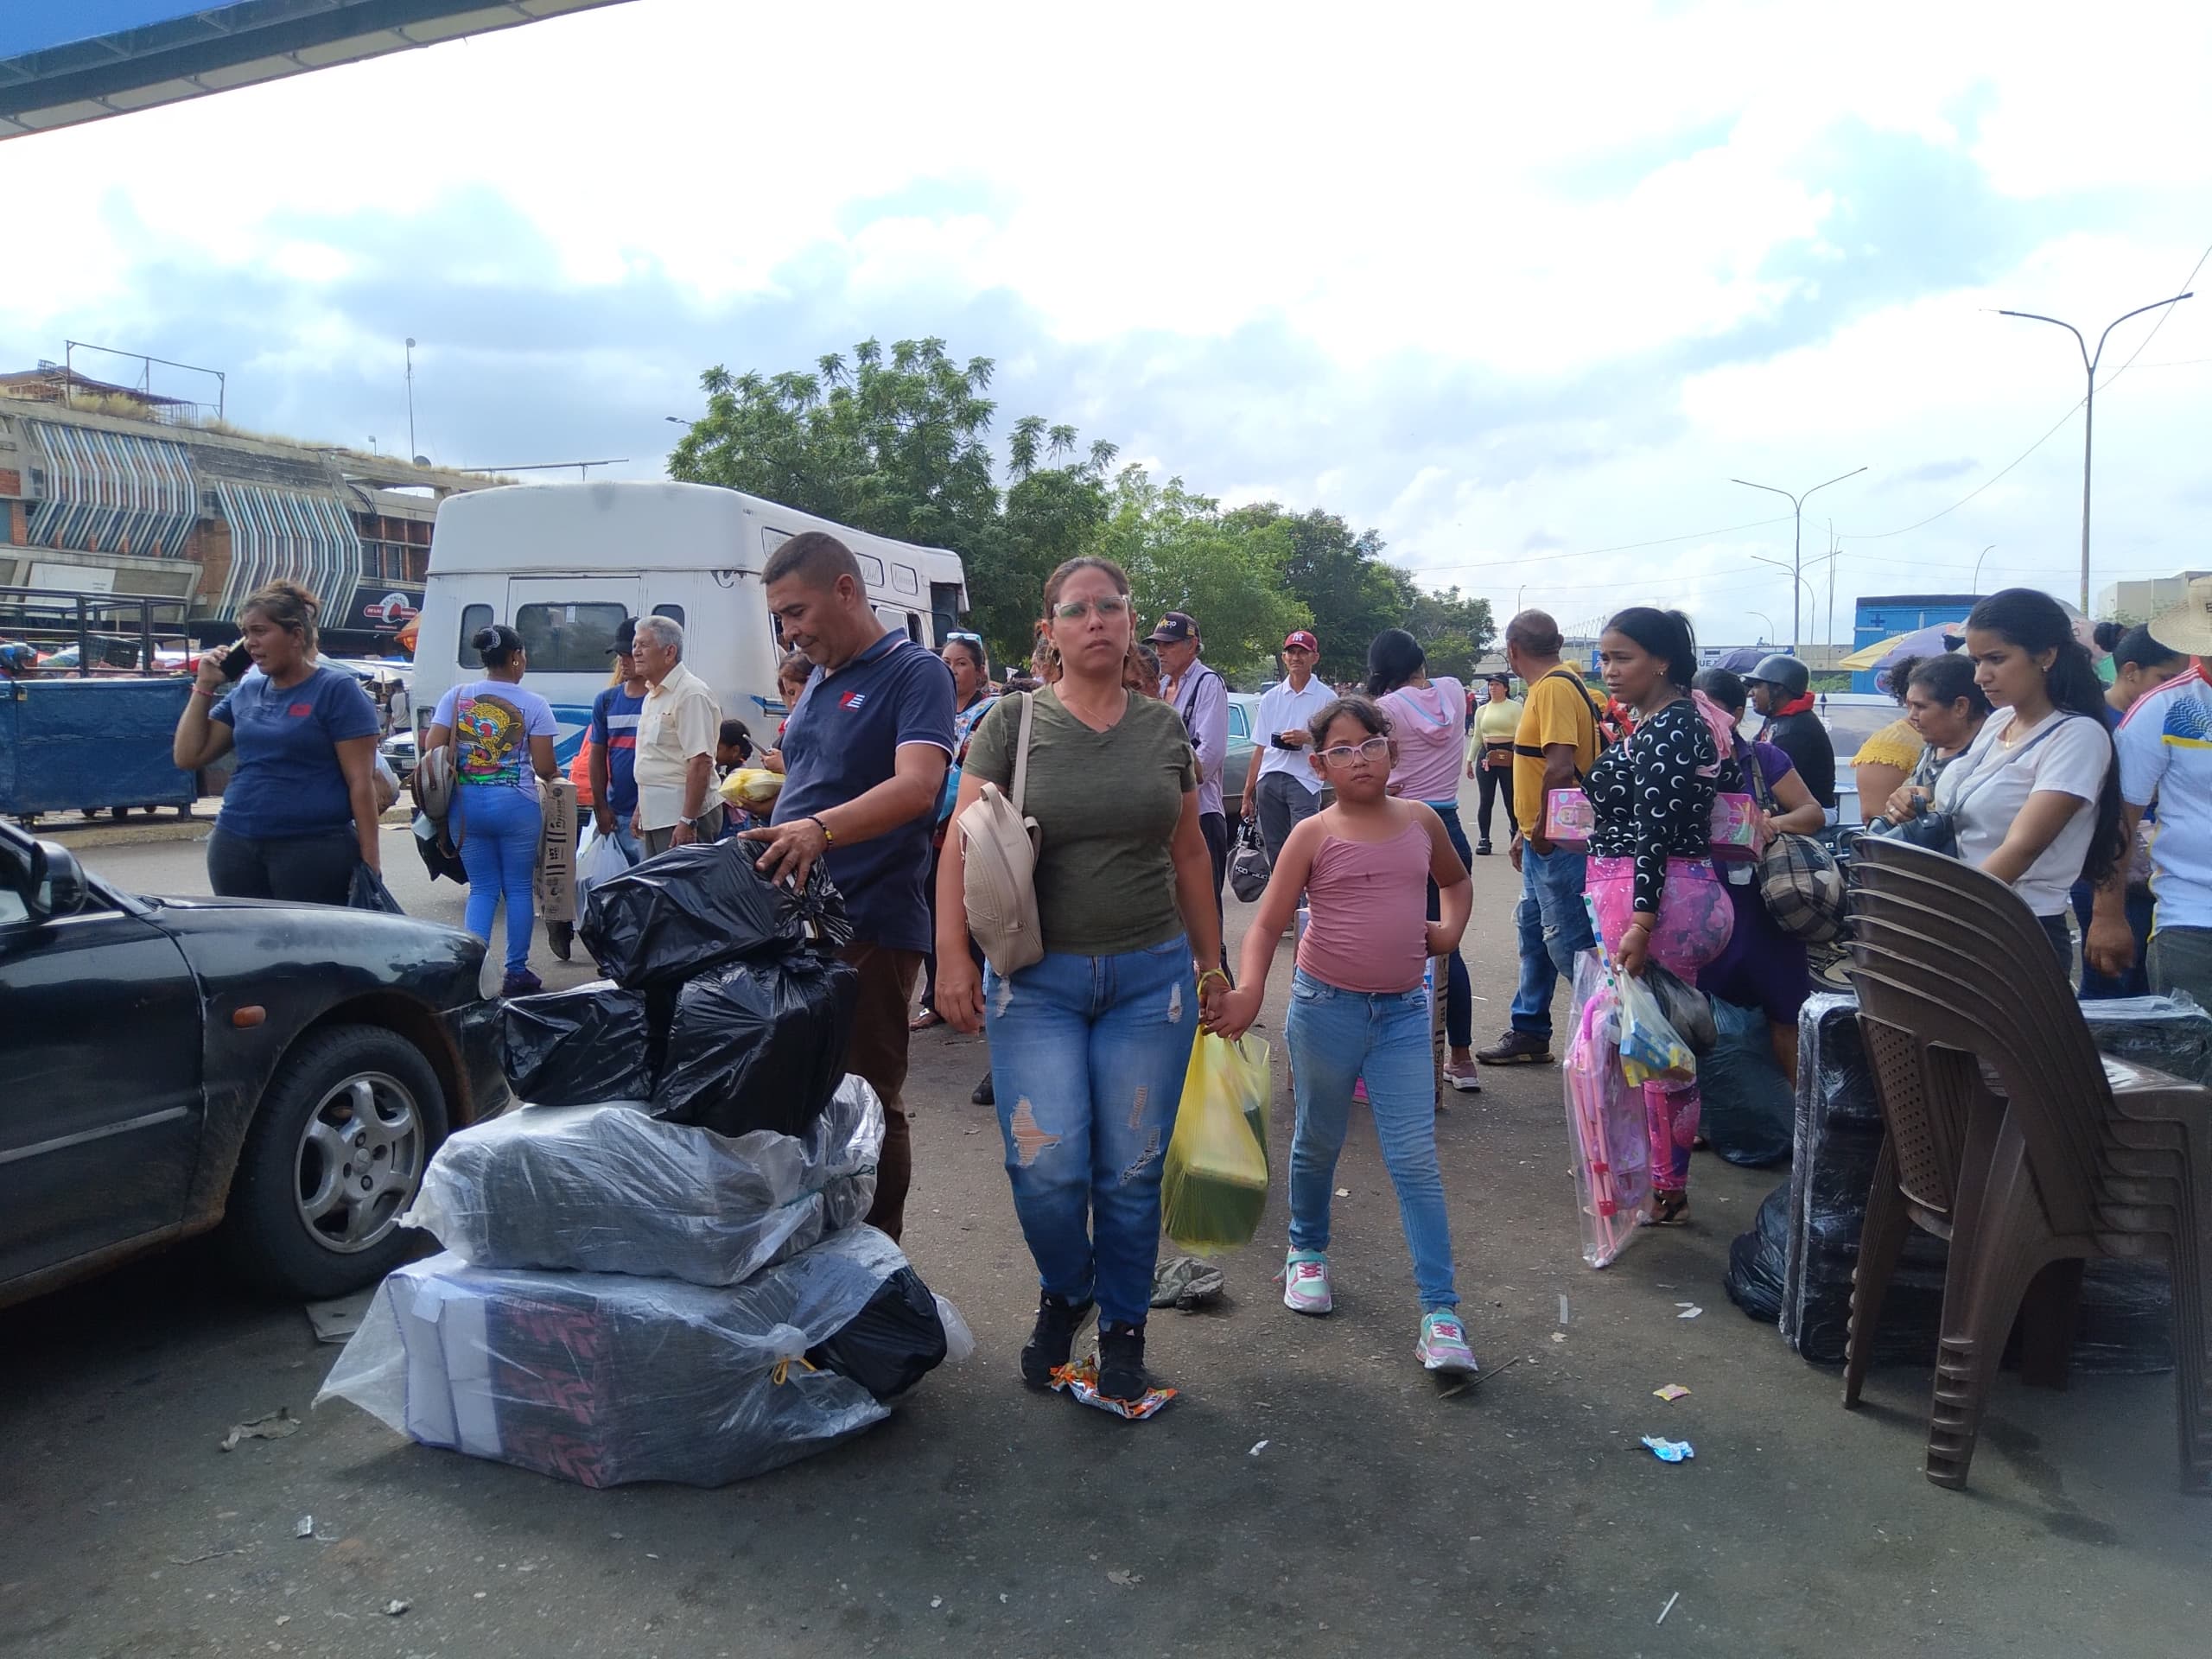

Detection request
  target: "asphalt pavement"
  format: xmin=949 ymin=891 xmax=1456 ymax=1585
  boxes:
xmin=3 ymin=803 xmax=2206 ymax=1658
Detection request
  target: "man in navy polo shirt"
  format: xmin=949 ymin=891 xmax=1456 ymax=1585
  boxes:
xmin=746 ymin=531 xmax=955 ymax=1242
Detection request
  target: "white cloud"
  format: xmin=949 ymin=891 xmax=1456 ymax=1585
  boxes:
xmin=2 ymin=0 xmax=2208 ymax=645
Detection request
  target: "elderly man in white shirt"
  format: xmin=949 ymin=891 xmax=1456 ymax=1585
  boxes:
xmin=1239 ymin=629 xmax=1332 ymax=868
xmin=627 ymin=615 xmax=724 ymax=855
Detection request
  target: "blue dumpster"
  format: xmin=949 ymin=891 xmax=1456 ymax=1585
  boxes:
xmin=0 ymin=677 xmax=199 ymax=820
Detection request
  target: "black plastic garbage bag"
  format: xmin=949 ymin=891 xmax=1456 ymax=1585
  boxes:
xmin=653 ymin=953 xmax=860 ymax=1137
xmin=1724 ymin=1181 xmax=1791 ymax=1325
xmin=810 ymin=1265 xmax=950 ymax=1401
xmin=1644 ymin=963 xmax=1716 ymax=1054
xmin=347 ymin=861 xmax=405 ymax=914
xmin=499 ymin=981 xmax=659 ymax=1107
xmin=1698 ymin=996 xmax=1794 ymax=1166
xmin=582 ymin=839 xmax=851 ymax=988
xmin=401 ymin=1078 xmax=885 ymax=1285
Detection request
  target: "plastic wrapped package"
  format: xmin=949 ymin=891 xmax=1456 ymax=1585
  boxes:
xmin=315 ymin=1226 xmax=960 ymax=1487
xmin=401 ymin=1077 xmax=884 ymax=1284
xmin=581 ymin=839 xmax=852 ymax=988
xmin=1750 ymin=988 xmax=2184 ymax=1372
xmin=652 ymin=954 xmax=860 ymax=1137
xmin=1561 ymin=954 xmax=1650 ymax=1268
xmin=499 ymin=981 xmax=660 ymax=1107
xmin=1160 ymin=1034 xmax=1273 ymax=1255
xmin=1696 ymin=996 xmax=1794 ymax=1168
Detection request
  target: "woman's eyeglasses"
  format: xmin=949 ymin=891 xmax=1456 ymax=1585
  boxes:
xmin=1317 ymin=735 xmax=1391 ymax=768
xmin=945 ymin=630 xmax=984 ymax=644
xmin=1052 ymin=596 xmax=1129 ymax=621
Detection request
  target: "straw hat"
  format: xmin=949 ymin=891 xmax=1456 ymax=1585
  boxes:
xmin=2147 ymin=575 xmax=2212 ymax=658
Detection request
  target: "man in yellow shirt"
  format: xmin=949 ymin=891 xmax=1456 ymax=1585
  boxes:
xmin=1478 ymin=612 xmax=1603 ymax=1066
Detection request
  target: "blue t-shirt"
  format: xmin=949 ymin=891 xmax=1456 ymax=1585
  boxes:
xmin=588 ymin=683 xmax=647 ymax=815
xmin=430 ymin=679 xmax=559 ymax=801
xmin=772 ymin=633 xmax=956 ymax=953
xmin=212 ymin=665 xmax=380 ymax=839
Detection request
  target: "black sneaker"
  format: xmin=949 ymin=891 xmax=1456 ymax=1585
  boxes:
xmin=546 ymin=920 xmax=574 ymax=962
xmin=1475 ymin=1028 xmax=1554 ymax=1065
xmin=1096 ymin=1320 xmax=1153 ymax=1402
xmin=1476 ymin=841 xmax=1494 ymax=855
xmin=1020 ymin=1293 xmax=1094 ymax=1389
xmin=972 ymin=1071 xmax=995 ymax=1106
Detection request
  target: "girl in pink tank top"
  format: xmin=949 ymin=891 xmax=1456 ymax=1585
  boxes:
xmin=1203 ymin=697 xmax=1480 ymax=1376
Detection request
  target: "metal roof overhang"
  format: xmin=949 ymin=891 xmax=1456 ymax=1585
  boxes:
xmin=0 ymin=0 xmax=636 ymax=140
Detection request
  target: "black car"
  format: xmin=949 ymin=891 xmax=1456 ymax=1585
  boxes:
xmin=0 ymin=823 xmax=508 ymax=1310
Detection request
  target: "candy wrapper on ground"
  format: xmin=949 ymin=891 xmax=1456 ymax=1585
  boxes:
xmin=1050 ymin=1357 xmax=1177 ymax=1421
xmin=315 ymin=1226 xmax=961 ymax=1487
xmin=400 ymin=1077 xmax=883 ymax=1285
xmin=1562 ymin=955 xmax=1650 ymax=1268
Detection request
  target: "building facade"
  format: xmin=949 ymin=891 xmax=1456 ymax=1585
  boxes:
xmin=0 ymin=368 xmax=488 ymax=654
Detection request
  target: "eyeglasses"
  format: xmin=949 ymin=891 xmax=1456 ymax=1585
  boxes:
xmin=1317 ymin=735 xmax=1391 ymax=768
xmin=1052 ymin=595 xmax=1129 ymax=621
xmin=945 ymin=630 xmax=983 ymax=643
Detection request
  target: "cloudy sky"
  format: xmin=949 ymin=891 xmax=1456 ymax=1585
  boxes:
xmin=6 ymin=0 xmax=2209 ymax=646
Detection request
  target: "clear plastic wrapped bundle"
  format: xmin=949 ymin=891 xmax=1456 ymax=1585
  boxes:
xmin=315 ymin=1225 xmax=957 ymax=1488
xmin=400 ymin=1077 xmax=884 ymax=1285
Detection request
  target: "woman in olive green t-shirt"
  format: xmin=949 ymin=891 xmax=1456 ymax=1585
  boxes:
xmin=934 ymin=556 xmax=1223 ymax=1409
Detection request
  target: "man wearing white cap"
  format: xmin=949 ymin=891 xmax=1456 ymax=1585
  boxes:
xmin=2089 ymin=575 xmax=2212 ymax=1005
xmin=1241 ymin=629 xmax=1332 ymax=870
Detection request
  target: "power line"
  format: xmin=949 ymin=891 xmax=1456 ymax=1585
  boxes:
xmin=1412 ymin=512 xmax=1795 ymax=577
xmin=1838 ymin=235 xmax=2212 ymax=543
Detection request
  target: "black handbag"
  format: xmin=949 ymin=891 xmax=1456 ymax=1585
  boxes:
xmin=1229 ymin=817 xmax=1270 ymax=902
xmin=1861 ymin=714 xmax=2080 ymax=860
xmin=347 ymin=862 xmax=405 ymax=914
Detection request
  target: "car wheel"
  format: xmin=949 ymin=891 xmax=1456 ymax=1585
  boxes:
xmin=221 ymin=1023 xmax=448 ymax=1299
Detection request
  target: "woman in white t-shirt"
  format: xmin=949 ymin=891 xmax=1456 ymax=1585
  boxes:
xmin=1909 ymin=588 xmax=2123 ymax=967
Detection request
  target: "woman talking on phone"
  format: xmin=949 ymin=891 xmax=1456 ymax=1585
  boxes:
xmin=172 ymin=580 xmax=384 ymax=905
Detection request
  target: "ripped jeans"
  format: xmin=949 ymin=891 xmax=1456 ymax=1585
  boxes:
xmin=983 ymin=934 xmax=1199 ymax=1327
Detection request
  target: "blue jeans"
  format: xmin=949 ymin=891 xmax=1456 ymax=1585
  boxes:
xmin=1510 ymin=842 xmax=1594 ymax=1041
xmin=1425 ymin=802 xmax=1474 ymax=1050
xmin=455 ymin=785 xmax=543 ymax=976
xmin=2071 ymin=879 xmax=2152 ymax=999
xmin=1284 ymin=969 xmax=1458 ymax=1310
xmin=984 ymin=936 xmax=1198 ymax=1327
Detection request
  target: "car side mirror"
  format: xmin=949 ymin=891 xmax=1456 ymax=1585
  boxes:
xmin=26 ymin=840 xmax=87 ymax=923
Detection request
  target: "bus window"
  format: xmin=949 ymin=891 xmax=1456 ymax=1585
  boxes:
xmin=892 ymin=563 xmax=919 ymax=594
xmin=906 ymin=613 xmax=923 ymax=645
xmin=514 ymin=601 xmax=627 ymax=672
xmin=459 ymin=603 xmax=492 ymax=668
xmin=858 ymin=552 xmax=886 ymax=588
xmin=653 ymin=603 xmax=686 ymax=628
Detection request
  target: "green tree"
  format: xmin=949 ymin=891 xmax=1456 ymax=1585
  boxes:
xmin=667 ymin=336 xmax=1109 ymax=671
xmin=1095 ymin=471 xmax=1310 ymax=685
xmin=1224 ymin=503 xmax=1407 ymax=683
xmin=1396 ymin=579 xmax=1497 ymax=683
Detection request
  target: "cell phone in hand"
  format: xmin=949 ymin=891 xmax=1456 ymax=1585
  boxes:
xmin=219 ymin=641 xmax=250 ymax=681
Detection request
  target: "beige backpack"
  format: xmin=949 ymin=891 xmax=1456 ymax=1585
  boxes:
xmin=959 ymin=691 xmax=1044 ymax=976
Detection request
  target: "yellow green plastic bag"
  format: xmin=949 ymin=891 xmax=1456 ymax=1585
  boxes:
xmin=1160 ymin=1033 xmax=1272 ymax=1255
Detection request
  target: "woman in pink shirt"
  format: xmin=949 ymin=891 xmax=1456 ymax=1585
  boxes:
xmin=1205 ymin=696 xmax=1479 ymax=1376
xmin=1368 ymin=628 xmax=1479 ymax=1092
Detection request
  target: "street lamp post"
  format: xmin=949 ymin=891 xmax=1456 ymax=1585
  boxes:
xmin=404 ymin=338 xmax=417 ymax=462
xmin=1999 ymin=292 xmax=2193 ymax=612
xmin=1732 ymin=467 xmax=1867 ymax=647
xmin=1973 ymin=543 xmax=1996 ymax=594
xmin=1749 ymin=610 xmax=1777 ymax=645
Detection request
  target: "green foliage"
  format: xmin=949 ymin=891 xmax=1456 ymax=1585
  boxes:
xmin=1094 ymin=472 xmax=1311 ymax=685
xmin=666 ymin=334 xmax=1484 ymax=689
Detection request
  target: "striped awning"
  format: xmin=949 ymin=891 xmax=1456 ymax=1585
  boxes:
xmin=215 ymin=484 xmax=363 ymax=620
xmin=24 ymin=419 xmax=200 ymax=559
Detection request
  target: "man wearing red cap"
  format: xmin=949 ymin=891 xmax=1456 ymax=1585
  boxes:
xmin=1242 ymin=629 xmax=1332 ymax=872
xmin=1151 ymin=609 xmax=1230 ymax=958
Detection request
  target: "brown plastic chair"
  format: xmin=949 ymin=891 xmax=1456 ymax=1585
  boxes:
xmin=1840 ymin=835 xmax=2212 ymax=1494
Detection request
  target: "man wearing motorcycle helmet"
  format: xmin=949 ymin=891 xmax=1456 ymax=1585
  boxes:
xmin=1744 ymin=652 xmax=1836 ymax=811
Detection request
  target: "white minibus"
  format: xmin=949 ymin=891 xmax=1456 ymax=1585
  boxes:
xmin=411 ymin=481 xmax=969 ymax=761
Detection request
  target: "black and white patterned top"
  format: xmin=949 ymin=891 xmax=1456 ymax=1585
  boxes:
xmin=1586 ymin=696 xmax=1720 ymax=916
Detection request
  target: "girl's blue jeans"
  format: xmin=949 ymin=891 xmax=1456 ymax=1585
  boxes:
xmin=455 ymin=785 xmax=543 ymax=976
xmin=983 ymin=936 xmax=1198 ymax=1327
xmin=1285 ymin=967 xmax=1459 ymax=1310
